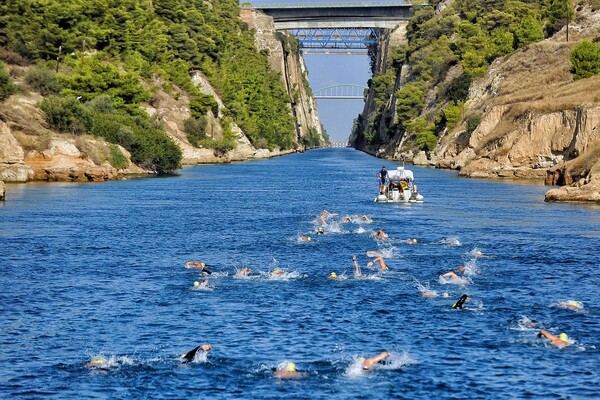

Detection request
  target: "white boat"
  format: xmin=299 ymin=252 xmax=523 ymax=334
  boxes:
xmin=374 ymin=166 xmax=424 ymax=203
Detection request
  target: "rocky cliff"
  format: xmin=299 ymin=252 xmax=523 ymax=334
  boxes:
xmin=240 ymin=9 xmax=324 ymax=144
xmin=0 ymin=9 xmax=324 ymax=187
xmin=356 ymin=1 xmax=600 ymax=203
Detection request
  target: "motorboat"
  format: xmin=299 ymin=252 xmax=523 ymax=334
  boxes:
xmin=374 ymin=166 xmax=424 ymax=203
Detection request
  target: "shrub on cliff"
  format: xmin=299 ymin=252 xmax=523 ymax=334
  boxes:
xmin=396 ymin=84 xmax=424 ymax=129
xmin=570 ymin=39 xmax=600 ymax=79
xmin=25 ymin=65 xmax=62 ymax=96
xmin=38 ymin=96 xmax=92 ymax=133
xmin=184 ymin=116 xmax=207 ymax=147
xmin=0 ymin=62 xmax=17 ymax=101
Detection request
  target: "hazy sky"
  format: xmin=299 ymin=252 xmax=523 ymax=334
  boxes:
xmin=243 ymin=0 xmax=380 ymax=142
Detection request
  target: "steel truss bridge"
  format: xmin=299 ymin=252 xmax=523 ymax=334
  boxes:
xmin=328 ymin=141 xmax=350 ymax=148
xmin=245 ymin=2 xmax=414 ymax=54
xmin=313 ymin=84 xmax=367 ymax=99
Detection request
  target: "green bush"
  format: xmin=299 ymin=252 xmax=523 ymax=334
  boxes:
xmin=38 ymin=95 xmax=92 ymax=133
xmin=570 ymin=39 xmax=600 ymax=79
xmin=183 ymin=116 xmax=207 ymax=147
xmin=443 ymin=73 xmax=472 ymax=103
xmin=109 ymin=144 xmax=129 ymax=169
xmin=442 ymin=102 xmax=465 ymax=132
xmin=25 ymin=65 xmax=62 ymax=96
xmin=0 ymin=63 xmax=17 ymax=101
xmin=466 ymin=115 xmax=482 ymax=134
xmin=396 ymin=84 xmax=425 ymax=128
xmin=189 ymin=94 xmax=218 ymax=118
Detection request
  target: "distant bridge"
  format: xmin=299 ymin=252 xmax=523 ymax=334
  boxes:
xmin=329 ymin=141 xmax=350 ymax=148
xmin=314 ymin=84 xmax=367 ymax=99
xmin=244 ymin=2 xmax=415 ymax=54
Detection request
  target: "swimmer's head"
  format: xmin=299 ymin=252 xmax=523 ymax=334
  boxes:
xmin=286 ymin=362 xmax=296 ymax=372
xmin=559 ymin=333 xmax=568 ymax=342
xmin=411 ymin=239 xmax=417 ymax=243
xmin=329 ymin=272 xmax=337 ymax=278
xmin=457 ymin=266 xmax=465 ymax=272
xmin=318 ymin=227 xmax=324 ymax=232
xmin=567 ymin=300 xmax=582 ymax=308
xmin=200 ymin=262 xmax=206 ymax=267
xmin=193 ymin=281 xmax=200 ymax=287
xmin=307 ymin=236 xmax=311 ymax=241
xmin=89 ymin=356 xmax=105 ymax=366
xmin=357 ymin=357 xmax=365 ymax=363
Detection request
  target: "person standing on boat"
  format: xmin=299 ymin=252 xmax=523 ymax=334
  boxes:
xmin=377 ymin=166 xmax=388 ymax=194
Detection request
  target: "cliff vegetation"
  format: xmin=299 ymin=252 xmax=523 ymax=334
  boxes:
xmin=0 ymin=0 xmax=305 ymax=180
xmin=352 ymin=0 xmax=600 ymax=203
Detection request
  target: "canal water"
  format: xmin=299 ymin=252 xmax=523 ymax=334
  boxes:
xmin=1 ymin=148 xmax=599 ymax=399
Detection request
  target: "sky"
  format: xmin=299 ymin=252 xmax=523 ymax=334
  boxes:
xmin=242 ymin=0 xmax=381 ymax=142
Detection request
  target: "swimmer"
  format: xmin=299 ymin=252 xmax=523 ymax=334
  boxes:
xmin=193 ymin=279 xmax=209 ymax=288
xmin=300 ymin=235 xmax=312 ymax=242
xmin=360 ymin=215 xmax=373 ymax=223
xmin=366 ymin=250 xmax=384 ymax=258
xmin=442 ymin=292 xmax=449 ymax=298
xmin=315 ymin=227 xmax=327 ymax=235
xmin=352 ymin=255 xmax=363 ymax=278
xmin=234 ymin=267 xmax=252 ymax=277
xmin=537 ymin=330 xmax=570 ymax=348
xmin=558 ymin=300 xmax=584 ymax=311
xmin=320 ymin=209 xmax=337 ymax=225
xmin=359 ymin=351 xmax=390 ymax=370
xmin=271 ymin=268 xmax=284 ymax=277
xmin=452 ymin=294 xmax=470 ymax=309
xmin=401 ymin=238 xmax=417 ymax=244
xmin=274 ymin=361 xmax=307 ymax=379
xmin=327 ymin=272 xmax=339 ymax=280
xmin=181 ymin=344 xmax=212 ymax=363
xmin=184 ymin=261 xmax=212 ymax=275
xmin=373 ymin=230 xmax=388 ymax=240
xmin=367 ymin=256 xmax=389 ymax=271
xmin=441 ymin=266 xmax=465 ymax=280
xmin=85 ymin=355 xmax=109 ymax=369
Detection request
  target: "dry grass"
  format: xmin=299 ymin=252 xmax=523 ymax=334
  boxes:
xmin=74 ymin=135 xmax=111 ymax=166
xmin=566 ymin=139 xmax=600 ymax=177
xmin=13 ymin=131 xmax=51 ymax=152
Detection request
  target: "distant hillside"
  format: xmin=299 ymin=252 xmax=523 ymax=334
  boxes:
xmin=352 ymin=0 xmax=600 ymax=203
xmin=0 ymin=0 xmax=315 ymax=181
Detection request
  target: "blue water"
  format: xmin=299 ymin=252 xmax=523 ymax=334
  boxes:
xmin=1 ymin=148 xmax=599 ymax=399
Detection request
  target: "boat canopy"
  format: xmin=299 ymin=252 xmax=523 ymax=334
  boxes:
xmin=388 ymin=167 xmax=414 ymax=181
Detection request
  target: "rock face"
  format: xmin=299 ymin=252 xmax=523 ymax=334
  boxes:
xmin=355 ymin=1 xmax=600 ymax=203
xmin=240 ymin=9 xmax=325 ymax=144
xmin=0 ymin=93 xmax=145 ymax=183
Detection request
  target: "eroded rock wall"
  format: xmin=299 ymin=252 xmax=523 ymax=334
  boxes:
xmin=240 ymin=9 xmax=324 ymax=145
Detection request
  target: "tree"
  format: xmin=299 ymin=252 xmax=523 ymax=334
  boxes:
xmin=395 ymin=84 xmax=424 ymax=128
xmin=547 ymin=0 xmax=575 ymax=41
xmin=570 ymin=39 xmax=600 ymax=79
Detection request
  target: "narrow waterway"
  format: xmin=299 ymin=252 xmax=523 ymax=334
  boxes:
xmin=1 ymin=148 xmax=599 ymax=399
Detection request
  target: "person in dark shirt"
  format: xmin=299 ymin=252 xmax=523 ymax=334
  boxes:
xmin=377 ymin=166 xmax=388 ymax=194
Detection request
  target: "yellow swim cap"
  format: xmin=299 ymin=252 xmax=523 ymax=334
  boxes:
xmin=357 ymin=357 xmax=365 ymax=362
xmin=287 ymin=362 xmax=296 ymax=372
xmin=329 ymin=272 xmax=337 ymax=278
xmin=200 ymin=262 xmax=206 ymax=267
xmin=559 ymin=333 xmax=568 ymax=342
xmin=307 ymin=237 xmax=311 ymax=241
xmin=194 ymin=281 xmax=200 ymax=287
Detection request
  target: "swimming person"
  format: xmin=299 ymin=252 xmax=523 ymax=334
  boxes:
xmin=377 ymin=166 xmax=388 ymax=194
xmin=359 ymin=351 xmax=390 ymax=370
xmin=373 ymin=230 xmax=388 ymax=240
xmin=85 ymin=355 xmax=109 ymax=369
xmin=271 ymin=268 xmax=284 ymax=277
xmin=181 ymin=344 xmax=212 ymax=363
xmin=234 ymin=267 xmax=252 ymax=277
xmin=274 ymin=361 xmax=307 ymax=379
xmin=367 ymin=256 xmax=389 ymax=271
xmin=352 ymin=255 xmax=363 ymax=277
xmin=184 ymin=261 xmax=212 ymax=275
xmin=558 ymin=300 xmax=584 ymax=311
xmin=328 ymin=272 xmax=339 ymax=280
xmin=441 ymin=266 xmax=466 ymax=280
xmin=300 ymin=235 xmax=312 ymax=242
xmin=315 ymin=227 xmax=327 ymax=235
xmin=452 ymin=294 xmax=470 ymax=309
xmin=319 ymin=209 xmax=337 ymax=225
xmin=193 ymin=279 xmax=209 ymax=288
xmin=538 ymin=330 xmax=570 ymax=348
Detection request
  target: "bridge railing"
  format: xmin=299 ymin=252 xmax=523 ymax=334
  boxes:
xmin=246 ymin=2 xmax=413 ymax=9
